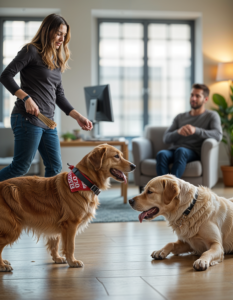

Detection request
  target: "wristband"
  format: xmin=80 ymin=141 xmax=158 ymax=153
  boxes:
xmin=22 ymin=95 xmax=30 ymax=103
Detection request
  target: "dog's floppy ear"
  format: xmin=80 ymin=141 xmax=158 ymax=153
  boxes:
xmin=88 ymin=146 xmax=107 ymax=171
xmin=162 ymin=178 xmax=180 ymax=205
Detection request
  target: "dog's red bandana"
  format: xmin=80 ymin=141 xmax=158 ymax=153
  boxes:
xmin=67 ymin=165 xmax=93 ymax=193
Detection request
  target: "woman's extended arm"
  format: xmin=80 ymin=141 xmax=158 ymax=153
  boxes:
xmin=69 ymin=109 xmax=93 ymax=131
xmin=56 ymin=81 xmax=93 ymax=131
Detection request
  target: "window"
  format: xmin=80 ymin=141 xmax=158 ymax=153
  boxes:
xmin=98 ymin=19 xmax=194 ymax=137
xmin=0 ymin=17 xmax=42 ymax=127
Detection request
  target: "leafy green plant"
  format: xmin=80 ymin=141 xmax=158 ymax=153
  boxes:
xmin=212 ymin=84 xmax=233 ymax=166
xmin=61 ymin=132 xmax=76 ymax=141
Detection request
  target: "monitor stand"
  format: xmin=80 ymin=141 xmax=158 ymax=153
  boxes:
xmin=87 ymin=101 xmax=112 ymax=140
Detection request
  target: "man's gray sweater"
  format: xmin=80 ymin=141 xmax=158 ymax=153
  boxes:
xmin=163 ymin=110 xmax=222 ymax=156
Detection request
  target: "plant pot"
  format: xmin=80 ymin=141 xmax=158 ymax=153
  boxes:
xmin=221 ymin=165 xmax=233 ymax=187
xmin=73 ymin=130 xmax=81 ymax=139
xmin=63 ymin=138 xmax=72 ymax=142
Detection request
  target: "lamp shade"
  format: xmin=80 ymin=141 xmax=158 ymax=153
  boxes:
xmin=216 ymin=62 xmax=233 ymax=81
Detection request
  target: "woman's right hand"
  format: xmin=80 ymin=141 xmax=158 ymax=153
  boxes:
xmin=25 ymin=98 xmax=40 ymax=117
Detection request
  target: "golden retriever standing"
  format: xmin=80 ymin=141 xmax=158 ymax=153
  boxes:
xmin=0 ymin=144 xmax=135 ymax=272
xmin=129 ymin=174 xmax=233 ymax=271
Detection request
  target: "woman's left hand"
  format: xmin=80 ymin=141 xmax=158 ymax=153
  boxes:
xmin=69 ymin=110 xmax=93 ymax=131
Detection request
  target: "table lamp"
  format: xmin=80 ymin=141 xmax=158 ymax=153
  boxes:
xmin=216 ymin=62 xmax=233 ymax=83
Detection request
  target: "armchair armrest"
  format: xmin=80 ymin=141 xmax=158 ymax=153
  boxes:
xmin=132 ymin=137 xmax=153 ymax=186
xmin=201 ymin=138 xmax=220 ymax=188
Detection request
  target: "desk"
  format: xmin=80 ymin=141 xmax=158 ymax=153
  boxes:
xmin=60 ymin=140 xmax=129 ymax=204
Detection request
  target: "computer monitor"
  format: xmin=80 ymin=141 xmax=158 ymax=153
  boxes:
xmin=84 ymin=84 xmax=114 ymax=139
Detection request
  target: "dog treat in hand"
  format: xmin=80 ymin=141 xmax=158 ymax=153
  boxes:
xmin=38 ymin=113 xmax=57 ymax=129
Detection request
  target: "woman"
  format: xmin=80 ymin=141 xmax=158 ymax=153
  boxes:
xmin=0 ymin=14 xmax=92 ymax=181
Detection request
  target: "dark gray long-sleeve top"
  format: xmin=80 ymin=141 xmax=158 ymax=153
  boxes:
xmin=0 ymin=44 xmax=74 ymax=129
xmin=163 ymin=110 xmax=222 ymax=156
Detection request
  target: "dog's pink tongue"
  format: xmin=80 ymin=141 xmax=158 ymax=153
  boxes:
xmin=138 ymin=211 xmax=148 ymax=223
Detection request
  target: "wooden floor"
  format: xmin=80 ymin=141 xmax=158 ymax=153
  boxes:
xmin=1 ymin=182 xmax=233 ymax=300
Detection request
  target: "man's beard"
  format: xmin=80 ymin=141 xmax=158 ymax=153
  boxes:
xmin=190 ymin=100 xmax=205 ymax=110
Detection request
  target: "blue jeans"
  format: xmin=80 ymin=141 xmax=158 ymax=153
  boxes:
xmin=156 ymin=147 xmax=200 ymax=178
xmin=0 ymin=113 xmax=62 ymax=181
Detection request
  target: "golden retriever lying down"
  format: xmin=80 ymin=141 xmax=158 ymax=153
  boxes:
xmin=0 ymin=144 xmax=135 ymax=272
xmin=129 ymin=174 xmax=233 ymax=271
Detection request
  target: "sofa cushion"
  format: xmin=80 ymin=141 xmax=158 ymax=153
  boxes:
xmin=141 ymin=159 xmax=202 ymax=178
xmin=181 ymin=161 xmax=202 ymax=177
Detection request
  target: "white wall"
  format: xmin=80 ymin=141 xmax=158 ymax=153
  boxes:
xmin=1 ymin=0 xmax=233 ymax=176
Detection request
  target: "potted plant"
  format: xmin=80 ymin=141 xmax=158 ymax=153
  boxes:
xmin=212 ymin=84 xmax=233 ymax=186
xmin=61 ymin=132 xmax=76 ymax=142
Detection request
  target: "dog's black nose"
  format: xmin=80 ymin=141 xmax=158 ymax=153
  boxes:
xmin=129 ymin=199 xmax=134 ymax=206
xmin=130 ymin=164 xmax=136 ymax=171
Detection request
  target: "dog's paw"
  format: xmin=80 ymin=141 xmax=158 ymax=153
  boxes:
xmin=151 ymin=250 xmax=167 ymax=260
xmin=68 ymin=260 xmax=84 ymax=268
xmin=0 ymin=263 xmax=13 ymax=272
xmin=193 ymin=259 xmax=209 ymax=271
xmin=3 ymin=260 xmax=11 ymax=265
xmin=53 ymin=257 xmax=67 ymax=264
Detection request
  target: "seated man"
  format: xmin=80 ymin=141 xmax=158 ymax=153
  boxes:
xmin=156 ymin=83 xmax=222 ymax=178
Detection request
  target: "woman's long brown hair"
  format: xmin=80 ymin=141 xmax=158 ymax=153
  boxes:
xmin=29 ymin=14 xmax=71 ymax=72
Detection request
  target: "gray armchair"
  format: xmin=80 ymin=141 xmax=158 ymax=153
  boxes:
xmin=132 ymin=125 xmax=220 ymax=192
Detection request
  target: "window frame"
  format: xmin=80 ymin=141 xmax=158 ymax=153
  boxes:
xmin=97 ymin=18 xmax=195 ymax=136
xmin=0 ymin=16 xmax=43 ymax=124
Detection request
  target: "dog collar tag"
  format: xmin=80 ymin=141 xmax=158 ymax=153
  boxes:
xmin=68 ymin=164 xmax=75 ymax=170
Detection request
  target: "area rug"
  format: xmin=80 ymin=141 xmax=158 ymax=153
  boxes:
xmin=91 ymin=188 xmax=165 ymax=223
